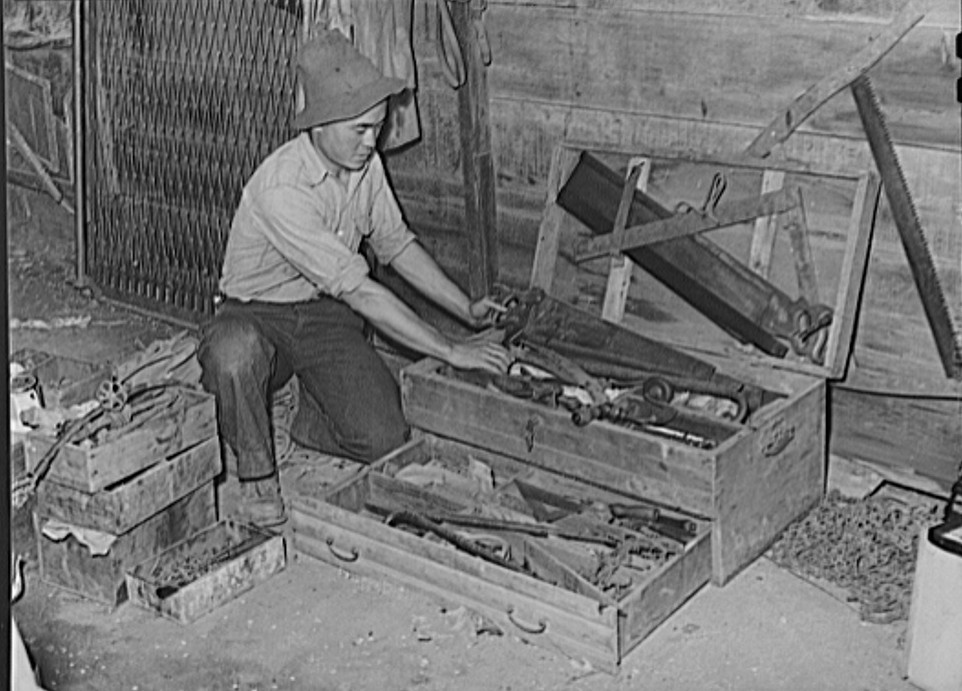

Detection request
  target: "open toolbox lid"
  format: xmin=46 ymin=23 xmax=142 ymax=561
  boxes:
xmin=529 ymin=141 xmax=880 ymax=382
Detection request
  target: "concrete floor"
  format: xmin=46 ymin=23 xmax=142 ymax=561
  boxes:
xmin=11 ymin=538 xmax=917 ymax=691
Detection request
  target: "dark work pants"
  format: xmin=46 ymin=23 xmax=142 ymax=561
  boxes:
xmin=197 ymin=297 xmax=409 ymax=480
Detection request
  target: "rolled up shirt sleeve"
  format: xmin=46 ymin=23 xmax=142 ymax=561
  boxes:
xmin=365 ymin=156 xmax=417 ymax=266
xmin=253 ymin=185 xmax=370 ymax=298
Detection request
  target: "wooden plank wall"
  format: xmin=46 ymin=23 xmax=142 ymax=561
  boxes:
xmin=385 ymin=0 xmax=961 ymax=485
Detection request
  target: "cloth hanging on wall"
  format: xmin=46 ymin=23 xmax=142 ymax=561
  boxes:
xmin=300 ymin=0 xmax=420 ymax=151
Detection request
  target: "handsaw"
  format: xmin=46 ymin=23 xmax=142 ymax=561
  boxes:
xmin=745 ymin=2 xmax=925 ymax=159
xmin=850 ymin=75 xmax=962 ymax=380
xmin=574 ymin=185 xmax=804 ymax=261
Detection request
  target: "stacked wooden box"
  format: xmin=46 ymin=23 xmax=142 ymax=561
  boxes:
xmin=25 ymin=383 xmax=222 ymax=607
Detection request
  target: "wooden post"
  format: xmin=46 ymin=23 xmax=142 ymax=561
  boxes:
xmin=452 ymin=0 xmax=498 ymax=298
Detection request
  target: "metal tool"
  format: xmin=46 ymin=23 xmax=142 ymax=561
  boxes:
xmin=514 ymin=480 xmax=699 ymax=545
xmin=384 ymin=510 xmax=528 ymax=573
xmin=851 ymin=76 xmax=962 ymax=380
xmin=557 ymin=152 xmax=834 ymax=362
xmin=497 ymin=287 xmax=719 ymax=381
xmin=575 ymin=185 xmax=803 ymax=261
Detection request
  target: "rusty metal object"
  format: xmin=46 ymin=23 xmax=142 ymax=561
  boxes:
xmin=769 ymin=490 xmax=941 ymax=623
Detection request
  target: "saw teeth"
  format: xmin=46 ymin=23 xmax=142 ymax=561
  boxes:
xmin=852 ymin=75 xmax=962 ymax=379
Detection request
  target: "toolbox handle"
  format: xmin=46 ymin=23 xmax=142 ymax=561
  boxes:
xmin=507 ymin=606 xmax=547 ymax=635
xmin=325 ymin=537 xmax=359 ymax=563
xmin=762 ymin=418 xmax=795 ymax=457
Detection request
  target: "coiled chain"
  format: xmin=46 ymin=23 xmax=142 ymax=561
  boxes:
xmin=769 ymin=490 xmax=941 ymax=624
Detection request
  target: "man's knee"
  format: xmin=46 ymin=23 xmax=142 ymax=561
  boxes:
xmin=198 ymin=316 xmax=270 ymax=382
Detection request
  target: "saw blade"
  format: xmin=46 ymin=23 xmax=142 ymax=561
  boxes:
xmin=851 ymin=75 xmax=962 ymax=380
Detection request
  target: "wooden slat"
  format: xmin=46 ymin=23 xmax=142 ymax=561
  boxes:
xmin=748 ymin=170 xmax=786 ymax=277
xmin=601 ymin=158 xmax=649 ymax=324
xmin=830 ymin=390 xmax=962 ymax=489
xmin=530 ymin=146 xmax=579 ymax=293
xmin=36 ymin=436 xmax=221 ymax=534
xmin=821 ymin=172 xmax=881 ymax=379
xmin=25 ymin=387 xmax=217 ymax=493
xmin=293 ymin=527 xmax=622 ymax=673
xmin=711 ymin=380 xmax=825 ymax=584
xmin=453 ymin=0 xmax=499 ymax=296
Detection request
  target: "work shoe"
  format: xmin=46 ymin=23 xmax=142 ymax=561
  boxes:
xmin=235 ymin=475 xmax=287 ymax=528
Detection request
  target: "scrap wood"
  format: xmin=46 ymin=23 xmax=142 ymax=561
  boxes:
xmin=745 ymin=2 xmax=925 ymax=159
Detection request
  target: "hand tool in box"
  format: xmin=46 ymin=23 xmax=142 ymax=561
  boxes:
xmin=367 ymin=499 xmax=622 ymax=548
xmin=850 ymin=76 xmax=962 ymax=380
xmin=557 ymin=152 xmax=833 ymax=362
xmin=505 ymin=339 xmax=737 ymax=447
xmin=515 ymin=480 xmax=698 ymax=546
xmin=384 ymin=510 xmax=529 ymax=573
xmin=496 ymin=287 xmax=719 ymax=382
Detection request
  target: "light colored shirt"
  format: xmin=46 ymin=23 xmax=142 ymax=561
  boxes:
xmin=219 ymin=132 xmax=416 ymax=302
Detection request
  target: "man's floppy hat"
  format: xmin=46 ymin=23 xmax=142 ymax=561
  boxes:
xmin=293 ymin=29 xmax=407 ymax=130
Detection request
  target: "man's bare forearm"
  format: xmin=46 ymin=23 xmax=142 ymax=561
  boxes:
xmin=389 ymin=242 xmax=473 ymax=324
xmin=340 ymin=278 xmax=455 ymax=361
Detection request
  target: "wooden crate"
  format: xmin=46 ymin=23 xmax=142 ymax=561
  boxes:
xmin=35 ymin=481 xmax=217 ymax=607
xmin=292 ymin=434 xmax=713 ymax=673
xmin=401 ymin=142 xmax=878 ymax=585
xmin=126 ymin=520 xmax=287 ymax=624
xmin=36 ymin=436 xmax=222 ymax=534
xmin=24 ymin=386 xmax=217 ymax=492
xmin=10 ymin=348 xmax=110 ymax=410
xmin=402 ymin=355 xmax=822 ymax=585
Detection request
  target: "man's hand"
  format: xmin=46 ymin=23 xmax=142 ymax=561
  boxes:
xmin=467 ymin=296 xmax=508 ymax=329
xmin=447 ymin=338 xmax=512 ymax=374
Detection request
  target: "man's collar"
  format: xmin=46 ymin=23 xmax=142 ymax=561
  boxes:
xmin=297 ymin=131 xmax=370 ymax=189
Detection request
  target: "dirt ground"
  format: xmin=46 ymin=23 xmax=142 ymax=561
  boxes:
xmin=7 ymin=186 xmax=922 ymax=691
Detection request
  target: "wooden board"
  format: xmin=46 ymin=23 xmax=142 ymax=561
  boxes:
xmin=35 ymin=482 xmax=217 ymax=607
xmin=126 ymin=520 xmax=287 ymax=624
xmin=36 ymin=436 xmax=222 ymax=534
xmin=291 ymin=435 xmax=713 ymax=673
xmin=24 ymin=386 xmax=217 ymax=493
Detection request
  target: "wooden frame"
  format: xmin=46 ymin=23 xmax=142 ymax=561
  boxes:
xmin=530 ymin=141 xmax=880 ymax=381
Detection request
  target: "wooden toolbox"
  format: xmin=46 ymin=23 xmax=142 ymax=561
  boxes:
xmin=400 ymin=142 xmax=879 ymax=587
xmin=24 ymin=385 xmax=217 ymax=493
xmin=35 ymin=481 xmax=218 ymax=607
xmin=292 ymin=433 xmax=712 ymax=672
xmin=126 ymin=519 xmax=287 ymax=624
xmin=36 ymin=436 xmax=221 ymax=534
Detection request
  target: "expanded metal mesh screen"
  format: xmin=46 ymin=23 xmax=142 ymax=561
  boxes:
xmin=85 ymin=0 xmax=301 ymax=321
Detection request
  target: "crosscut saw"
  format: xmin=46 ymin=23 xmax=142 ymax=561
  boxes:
xmin=556 ymin=152 xmax=834 ymax=362
xmin=850 ymin=75 xmax=962 ymax=380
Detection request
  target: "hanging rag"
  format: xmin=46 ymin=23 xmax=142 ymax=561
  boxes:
xmin=301 ymin=0 xmax=420 ymax=151
xmin=41 ymin=519 xmax=118 ymax=556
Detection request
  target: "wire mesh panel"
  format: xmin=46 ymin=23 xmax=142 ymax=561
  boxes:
xmin=85 ymin=0 xmax=301 ymax=321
